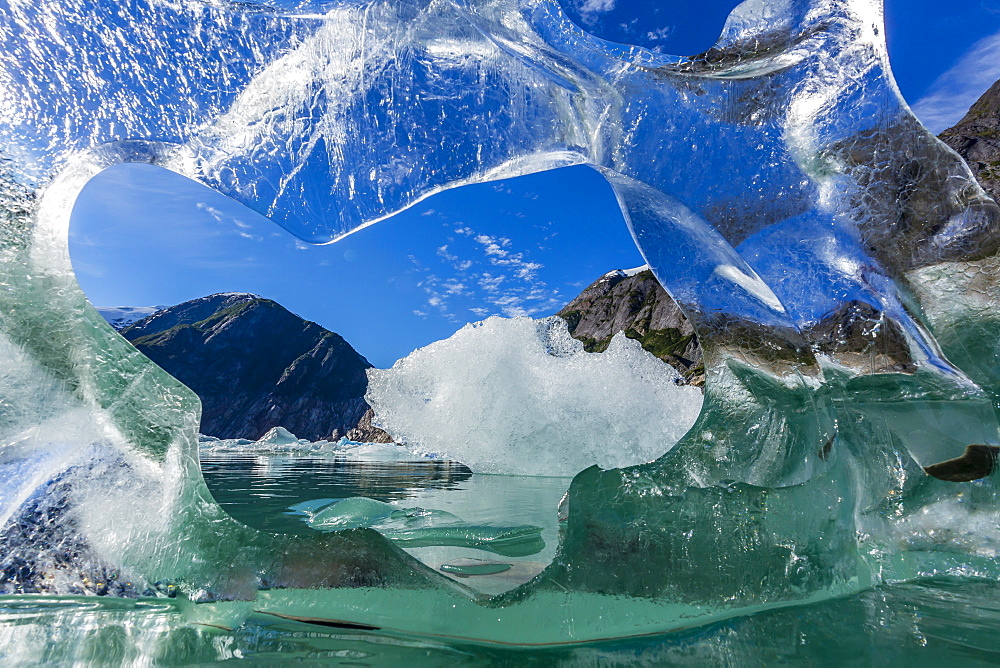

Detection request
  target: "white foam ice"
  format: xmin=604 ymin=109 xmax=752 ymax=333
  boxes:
xmin=366 ymin=316 xmax=703 ymax=477
xmin=896 ymin=497 xmax=1000 ymax=560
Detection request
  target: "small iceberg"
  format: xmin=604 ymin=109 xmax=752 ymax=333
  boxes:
xmin=292 ymin=496 xmax=545 ymax=557
xmin=198 ymin=428 xmax=436 ymax=461
xmin=439 ymin=558 xmax=512 ymax=577
xmin=257 ymin=426 xmax=300 ymax=446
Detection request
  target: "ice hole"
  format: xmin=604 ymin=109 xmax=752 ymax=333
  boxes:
xmin=68 ymin=161 xmax=699 ymax=593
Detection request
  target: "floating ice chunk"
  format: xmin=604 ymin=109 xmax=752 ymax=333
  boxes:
xmin=300 ymin=497 xmax=544 ymax=557
xmin=330 ymin=439 xmax=438 ymax=462
xmin=366 ymin=316 xmax=703 ymax=477
xmin=257 ymin=426 xmax=300 ymax=446
xmin=439 ymin=558 xmax=512 ymax=576
xmin=308 ymin=497 xmax=400 ymax=530
xmin=196 ymin=429 xmax=434 ymax=460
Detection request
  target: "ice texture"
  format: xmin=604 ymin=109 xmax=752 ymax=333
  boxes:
xmin=299 ymin=496 xmax=545 ymax=557
xmin=366 ymin=316 xmax=703 ymax=476
xmin=0 ymin=0 xmax=999 ymax=646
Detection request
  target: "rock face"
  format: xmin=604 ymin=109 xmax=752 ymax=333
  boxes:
xmin=556 ymin=268 xmax=704 ymax=383
xmin=121 ymin=293 xmax=391 ymax=442
xmin=554 ymin=80 xmax=1000 ymax=386
xmin=940 ymin=78 xmax=1000 ymax=202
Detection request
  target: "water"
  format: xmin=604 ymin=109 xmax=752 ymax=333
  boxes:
xmin=5 ymin=452 xmax=1000 ymax=664
xmin=198 ymin=453 xmax=478 ymax=535
xmin=200 ymin=451 xmax=569 ymax=595
xmin=5 ymin=574 xmax=1000 ymax=663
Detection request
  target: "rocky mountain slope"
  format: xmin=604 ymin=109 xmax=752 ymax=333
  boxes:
xmin=557 ymin=267 xmax=704 ymax=384
xmin=120 ymin=293 xmax=390 ymax=442
xmin=940 ymin=78 xmax=1000 ymax=202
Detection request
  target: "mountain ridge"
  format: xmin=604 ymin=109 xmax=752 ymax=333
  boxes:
xmin=939 ymin=78 xmax=1000 ymax=202
xmin=120 ymin=293 xmax=391 ymax=442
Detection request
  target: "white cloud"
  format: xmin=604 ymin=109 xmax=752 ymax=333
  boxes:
xmin=514 ymin=262 xmax=542 ymax=280
xmin=403 ymin=222 xmax=564 ymax=324
xmin=478 ymin=274 xmax=505 ymax=292
xmin=197 ymin=201 xmax=261 ymax=240
xmin=574 ymin=0 xmax=616 ymax=25
xmin=645 ymin=27 xmax=674 ymax=43
xmin=437 ymin=244 xmax=458 ymax=262
xmin=910 ymin=31 xmax=1000 ymax=133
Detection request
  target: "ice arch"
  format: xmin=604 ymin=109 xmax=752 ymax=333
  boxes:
xmin=1 ymin=0 xmax=1000 ymax=645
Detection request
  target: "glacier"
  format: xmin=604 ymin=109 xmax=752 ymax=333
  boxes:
xmin=0 ymin=0 xmax=999 ymax=651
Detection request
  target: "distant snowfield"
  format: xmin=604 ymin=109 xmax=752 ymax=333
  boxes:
xmin=602 ymin=264 xmax=649 ymax=280
xmin=96 ymin=305 xmax=168 ymax=330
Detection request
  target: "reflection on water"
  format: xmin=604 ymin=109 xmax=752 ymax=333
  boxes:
xmin=200 ymin=452 xmax=571 ymax=593
xmin=199 ymin=454 xmax=474 ymax=535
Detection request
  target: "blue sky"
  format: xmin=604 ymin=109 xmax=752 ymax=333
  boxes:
xmin=73 ymin=164 xmax=641 ymax=367
xmin=71 ymin=0 xmax=1000 ymax=368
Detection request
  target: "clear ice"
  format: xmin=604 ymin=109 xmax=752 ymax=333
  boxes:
xmin=1 ymin=0 xmax=999 ymax=647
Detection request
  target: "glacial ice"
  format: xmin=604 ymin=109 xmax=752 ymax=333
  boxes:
xmin=366 ymin=315 xmax=703 ymax=476
xmin=0 ymin=0 xmax=999 ymax=648
xmin=299 ymin=496 xmax=546 ymax=557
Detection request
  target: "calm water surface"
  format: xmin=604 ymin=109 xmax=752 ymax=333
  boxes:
xmin=200 ymin=452 xmax=570 ymax=590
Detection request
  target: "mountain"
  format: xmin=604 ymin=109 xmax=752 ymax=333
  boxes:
xmin=939 ymin=78 xmax=1000 ymax=202
xmin=120 ymin=293 xmax=391 ymax=442
xmin=97 ymin=305 xmax=168 ymax=330
xmin=557 ymin=267 xmax=704 ymax=384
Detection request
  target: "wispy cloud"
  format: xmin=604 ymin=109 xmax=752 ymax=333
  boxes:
xmin=478 ymin=273 xmax=505 ymax=292
xmin=571 ymin=0 xmax=616 ymax=25
xmin=197 ymin=202 xmax=263 ymax=241
xmin=409 ymin=223 xmax=566 ymax=321
xmin=910 ymin=31 xmax=1000 ymax=133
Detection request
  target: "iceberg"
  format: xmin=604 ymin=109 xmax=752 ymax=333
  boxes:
xmin=0 ymin=0 xmax=998 ymax=650
xmin=366 ymin=315 xmax=703 ymax=476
